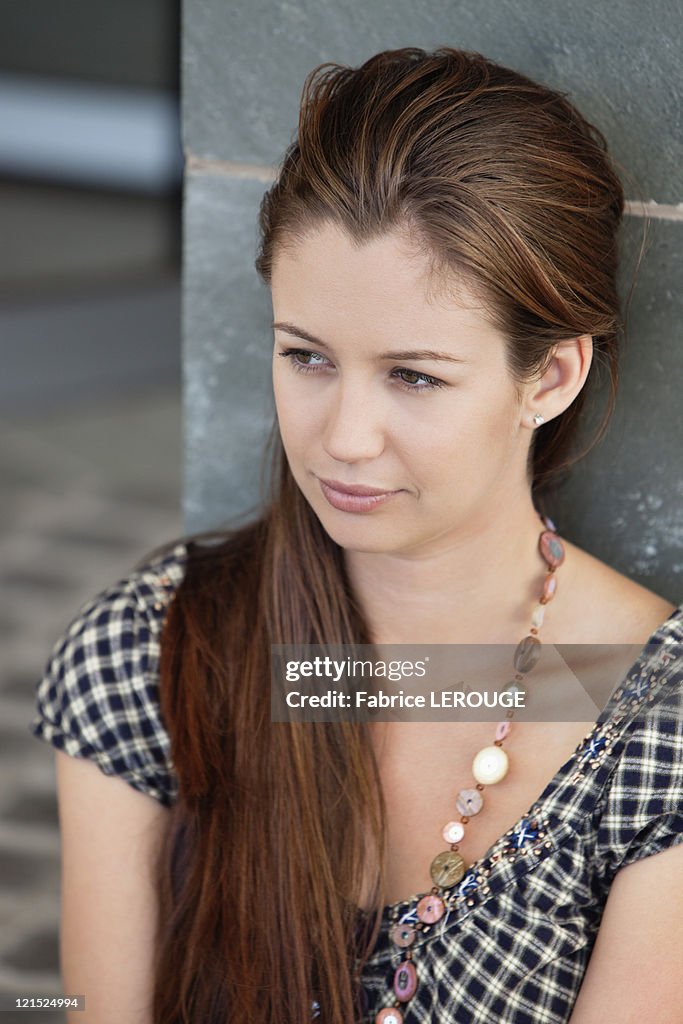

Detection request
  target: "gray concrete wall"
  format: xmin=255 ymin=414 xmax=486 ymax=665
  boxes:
xmin=182 ymin=0 xmax=683 ymax=602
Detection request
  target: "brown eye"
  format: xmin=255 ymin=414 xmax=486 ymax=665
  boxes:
xmin=393 ymin=368 xmax=445 ymax=392
xmin=278 ymin=348 xmax=330 ymax=374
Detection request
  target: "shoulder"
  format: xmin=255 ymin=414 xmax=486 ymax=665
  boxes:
xmin=29 ymin=540 xmax=189 ymax=808
xmin=593 ymin=633 xmax=683 ymax=877
xmin=558 ymin=537 xmax=679 ymax=645
xmin=574 ymin=647 xmax=683 ymax=1017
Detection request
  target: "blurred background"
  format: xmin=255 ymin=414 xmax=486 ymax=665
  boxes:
xmin=1 ymin=2 xmax=182 ymax=1018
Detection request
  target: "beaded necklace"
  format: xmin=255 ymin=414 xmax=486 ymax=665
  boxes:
xmin=373 ymin=512 xmax=565 ymax=1023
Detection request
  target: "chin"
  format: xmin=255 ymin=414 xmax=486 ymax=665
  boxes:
xmin=312 ymin=510 xmax=405 ymax=553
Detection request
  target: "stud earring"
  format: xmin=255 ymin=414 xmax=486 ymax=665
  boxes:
xmin=533 ymin=413 xmax=545 ymax=427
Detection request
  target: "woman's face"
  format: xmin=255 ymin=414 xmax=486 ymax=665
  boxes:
xmin=271 ymin=221 xmax=534 ymax=558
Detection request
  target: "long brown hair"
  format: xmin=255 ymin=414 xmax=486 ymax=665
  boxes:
xmin=151 ymin=47 xmax=634 ymax=1022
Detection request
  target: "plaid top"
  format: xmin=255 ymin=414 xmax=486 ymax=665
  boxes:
xmin=29 ymin=543 xmax=188 ymax=808
xmin=29 ymin=543 xmax=683 ymax=1023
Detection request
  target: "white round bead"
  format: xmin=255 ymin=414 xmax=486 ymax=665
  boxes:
xmin=472 ymin=745 xmax=509 ymax=785
xmin=442 ymin=820 xmax=465 ymax=844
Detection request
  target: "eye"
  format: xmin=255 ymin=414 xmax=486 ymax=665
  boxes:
xmin=392 ymin=368 xmax=446 ymax=393
xmin=278 ymin=348 xmax=330 ymax=373
xmin=277 ymin=348 xmax=446 ymax=393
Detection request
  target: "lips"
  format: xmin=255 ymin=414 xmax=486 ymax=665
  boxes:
xmin=318 ymin=477 xmax=397 ymax=496
xmin=316 ymin=477 xmax=402 ymax=514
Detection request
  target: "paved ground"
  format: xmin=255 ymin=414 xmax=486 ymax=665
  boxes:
xmin=0 ymin=386 xmax=182 ymax=1022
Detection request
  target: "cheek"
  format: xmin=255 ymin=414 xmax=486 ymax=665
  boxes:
xmin=397 ymin=397 xmax=518 ymax=485
xmin=395 ymin=402 xmax=474 ymax=459
xmin=273 ymin=377 xmax=319 ymax=450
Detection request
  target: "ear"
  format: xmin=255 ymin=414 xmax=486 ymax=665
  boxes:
xmin=524 ymin=334 xmax=593 ymax=428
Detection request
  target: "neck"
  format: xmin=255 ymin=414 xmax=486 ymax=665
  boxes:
xmin=343 ymin=493 xmax=562 ymax=645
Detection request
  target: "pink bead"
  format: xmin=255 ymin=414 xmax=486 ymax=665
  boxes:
xmin=389 ymin=922 xmax=416 ymax=948
xmin=416 ymin=893 xmax=445 ymax=923
xmin=541 ymin=573 xmax=558 ymax=603
xmin=394 ymin=960 xmax=418 ymax=1001
xmin=495 ymin=721 xmax=511 ymax=741
xmin=539 ymin=531 xmax=565 ymax=569
xmin=375 ymin=1009 xmax=404 ymax=1024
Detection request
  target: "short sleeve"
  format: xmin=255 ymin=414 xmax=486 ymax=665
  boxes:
xmin=28 ymin=556 xmax=182 ymax=809
xmin=595 ymin=663 xmax=683 ymax=877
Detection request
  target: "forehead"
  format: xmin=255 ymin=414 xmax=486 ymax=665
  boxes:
xmin=270 ymin=222 xmax=503 ymax=357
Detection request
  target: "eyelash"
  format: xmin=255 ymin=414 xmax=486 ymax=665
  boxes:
xmin=277 ymin=347 xmax=446 ymax=393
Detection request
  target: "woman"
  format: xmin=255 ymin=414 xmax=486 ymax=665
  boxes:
xmin=31 ymin=47 xmax=683 ymax=1024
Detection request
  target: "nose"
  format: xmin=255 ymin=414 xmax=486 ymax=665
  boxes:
xmin=321 ymin=380 xmax=386 ymax=463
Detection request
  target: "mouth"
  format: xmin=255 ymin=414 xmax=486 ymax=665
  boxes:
xmin=318 ymin=477 xmax=398 ymax=497
xmin=316 ymin=477 xmax=402 ymax=514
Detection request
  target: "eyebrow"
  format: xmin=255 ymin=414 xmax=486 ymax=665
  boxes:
xmin=272 ymin=321 xmax=469 ymax=364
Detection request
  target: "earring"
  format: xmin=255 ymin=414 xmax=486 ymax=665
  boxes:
xmin=533 ymin=413 xmax=545 ymax=427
